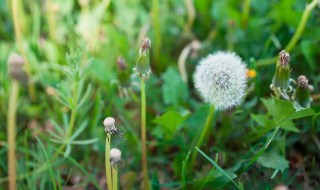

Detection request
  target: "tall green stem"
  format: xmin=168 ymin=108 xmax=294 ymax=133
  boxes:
xmin=191 ymin=105 xmax=215 ymax=169
xmin=241 ymin=0 xmax=251 ymax=29
xmin=140 ymin=78 xmax=149 ymax=190
xmin=112 ymin=167 xmax=118 ymax=190
xmin=105 ymin=134 xmax=113 ymax=190
xmin=12 ymin=0 xmax=36 ymax=101
xmin=152 ymin=0 xmax=161 ymax=68
xmin=52 ymin=81 xmax=79 ymax=160
xmin=7 ymin=81 xmax=19 ymax=190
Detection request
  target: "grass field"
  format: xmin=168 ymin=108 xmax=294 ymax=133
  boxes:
xmin=1 ymin=0 xmax=320 ymax=189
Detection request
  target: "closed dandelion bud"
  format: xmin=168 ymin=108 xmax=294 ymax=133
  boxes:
xmin=117 ymin=56 xmax=127 ymax=71
xmin=134 ymin=38 xmax=151 ymax=80
xmin=294 ymin=75 xmax=312 ymax=108
xmin=193 ymin=51 xmax=247 ymax=110
xmin=110 ymin=148 xmax=121 ymax=167
xmin=7 ymin=53 xmax=28 ymax=84
xmin=272 ymin=50 xmax=291 ymax=90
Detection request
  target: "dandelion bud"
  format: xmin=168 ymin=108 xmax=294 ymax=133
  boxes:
xmin=294 ymin=75 xmax=312 ymax=108
xmin=7 ymin=53 xmax=28 ymax=84
xmin=134 ymin=38 xmax=151 ymax=80
xmin=193 ymin=51 xmax=247 ymax=110
xmin=110 ymin=148 xmax=122 ymax=167
xmin=272 ymin=50 xmax=291 ymax=90
xmin=117 ymin=56 xmax=127 ymax=71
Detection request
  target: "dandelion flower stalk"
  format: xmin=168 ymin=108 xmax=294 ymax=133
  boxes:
xmin=190 ymin=105 xmax=215 ymax=168
xmin=110 ymin=148 xmax=121 ymax=190
xmin=106 ymin=134 xmax=112 ymax=190
xmin=104 ymin=117 xmax=117 ymax=190
xmin=112 ymin=166 xmax=118 ymax=190
xmin=7 ymin=54 xmax=26 ymax=190
xmin=7 ymin=81 xmax=19 ymax=190
xmin=135 ymin=38 xmax=151 ymax=190
xmin=11 ymin=0 xmax=36 ymax=101
xmin=191 ymin=51 xmax=247 ymax=168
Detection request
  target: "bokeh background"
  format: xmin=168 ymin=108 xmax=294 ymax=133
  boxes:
xmin=0 ymin=0 xmax=320 ymax=189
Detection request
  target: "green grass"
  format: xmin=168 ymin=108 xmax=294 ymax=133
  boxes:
xmin=1 ymin=0 xmax=320 ymax=189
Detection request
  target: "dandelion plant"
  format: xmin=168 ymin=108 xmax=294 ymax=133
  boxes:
xmin=134 ymin=38 xmax=151 ymax=190
xmin=191 ymin=51 xmax=247 ymax=167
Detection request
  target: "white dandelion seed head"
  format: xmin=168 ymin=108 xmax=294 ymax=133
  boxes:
xmin=103 ymin=117 xmax=115 ymax=128
xmin=193 ymin=51 xmax=247 ymax=110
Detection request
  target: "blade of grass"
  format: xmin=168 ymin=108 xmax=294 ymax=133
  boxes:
xmin=199 ymin=153 xmax=219 ymax=190
xmin=245 ymin=126 xmax=280 ymax=170
xmin=195 ymin=147 xmax=240 ymax=189
xmin=181 ymin=151 xmax=190 ymax=190
xmin=36 ymin=137 xmax=57 ymax=190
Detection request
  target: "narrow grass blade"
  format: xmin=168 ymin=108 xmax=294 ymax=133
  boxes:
xmin=70 ymin=119 xmax=89 ymax=141
xmin=195 ymin=147 xmax=239 ymax=189
xmin=182 ymin=151 xmax=191 ymax=190
xmin=36 ymin=137 xmax=57 ymax=190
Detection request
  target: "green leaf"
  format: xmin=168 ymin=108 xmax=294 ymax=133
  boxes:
xmin=251 ymin=114 xmax=274 ymax=127
xmin=152 ymin=111 xmax=189 ymax=139
xmin=161 ymin=68 xmax=188 ymax=106
xmin=260 ymin=98 xmax=315 ymax=132
xmin=257 ymin=152 xmax=289 ymax=173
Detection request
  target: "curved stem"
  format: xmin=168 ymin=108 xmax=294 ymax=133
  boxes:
xmin=190 ymin=105 xmax=215 ymax=169
xmin=7 ymin=81 xmax=19 ymax=190
xmin=285 ymin=0 xmax=319 ymax=52
xmin=140 ymin=78 xmax=149 ymax=190
xmin=257 ymin=0 xmax=318 ymax=67
xmin=106 ymin=134 xmax=113 ymax=190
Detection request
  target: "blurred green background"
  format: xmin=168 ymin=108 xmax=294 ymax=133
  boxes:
xmin=0 ymin=0 xmax=320 ymax=189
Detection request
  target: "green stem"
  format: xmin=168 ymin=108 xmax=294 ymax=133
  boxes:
xmin=12 ymin=0 xmax=36 ymax=101
xmin=184 ymin=0 xmax=195 ymax=33
xmin=285 ymin=0 xmax=318 ymax=52
xmin=241 ymin=0 xmax=251 ymax=29
xmin=52 ymin=81 xmax=79 ymax=160
xmin=152 ymin=0 xmax=161 ymax=68
xmin=106 ymin=134 xmax=113 ymax=190
xmin=140 ymin=78 xmax=149 ymax=190
xmin=257 ymin=0 xmax=318 ymax=67
xmin=7 ymin=80 xmax=19 ymax=190
xmin=190 ymin=105 xmax=215 ymax=169
xmin=112 ymin=167 xmax=118 ymax=190
xmin=46 ymin=0 xmax=57 ymax=41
